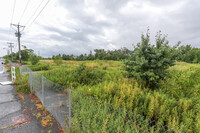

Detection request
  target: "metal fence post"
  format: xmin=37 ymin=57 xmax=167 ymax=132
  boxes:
xmin=69 ymin=88 xmax=71 ymax=129
xmin=29 ymin=70 xmax=32 ymax=92
xmin=42 ymin=75 xmax=45 ymax=107
xmin=10 ymin=61 xmax=12 ymax=70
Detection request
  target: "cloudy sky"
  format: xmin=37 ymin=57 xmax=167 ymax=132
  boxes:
xmin=0 ymin=0 xmax=199 ymax=57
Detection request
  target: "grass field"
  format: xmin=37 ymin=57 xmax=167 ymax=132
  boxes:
xmin=17 ymin=60 xmax=200 ymax=132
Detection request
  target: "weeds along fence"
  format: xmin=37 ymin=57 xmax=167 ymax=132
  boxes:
xmin=19 ymin=65 xmax=180 ymax=133
xmin=70 ymin=91 xmax=181 ymax=133
xmin=20 ymin=66 xmax=70 ymax=130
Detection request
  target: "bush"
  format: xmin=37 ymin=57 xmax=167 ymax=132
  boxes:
xmin=42 ymin=64 xmax=106 ymax=89
xmin=5 ymin=59 xmax=9 ymax=64
xmin=53 ymin=55 xmax=63 ymax=65
xmin=124 ymin=30 xmax=177 ymax=89
xmin=15 ymin=73 xmax=30 ymax=93
xmin=28 ymin=64 xmax=50 ymax=71
xmin=72 ymin=64 xmax=105 ymax=86
xmin=29 ymin=54 xmax=40 ymax=65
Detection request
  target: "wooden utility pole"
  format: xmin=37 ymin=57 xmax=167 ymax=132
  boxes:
xmin=7 ymin=42 xmax=14 ymax=60
xmin=11 ymin=24 xmax=25 ymax=65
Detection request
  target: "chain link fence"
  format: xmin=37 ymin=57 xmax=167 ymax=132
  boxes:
xmin=18 ymin=64 xmax=181 ymax=133
xmin=43 ymin=76 xmax=69 ymax=129
xmin=20 ymin=66 xmax=70 ymax=130
xmin=20 ymin=66 xmax=32 ymax=76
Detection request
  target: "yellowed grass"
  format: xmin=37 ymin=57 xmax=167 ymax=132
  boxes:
xmin=170 ymin=62 xmax=200 ymax=71
xmin=85 ymin=63 xmax=98 ymax=67
xmin=63 ymin=60 xmax=79 ymax=65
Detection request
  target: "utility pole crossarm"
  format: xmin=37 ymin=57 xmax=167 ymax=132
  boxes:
xmin=11 ymin=24 xmax=25 ymax=29
xmin=7 ymin=42 xmax=14 ymax=61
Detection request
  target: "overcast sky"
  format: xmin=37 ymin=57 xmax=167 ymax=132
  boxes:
xmin=0 ymin=0 xmax=200 ymax=57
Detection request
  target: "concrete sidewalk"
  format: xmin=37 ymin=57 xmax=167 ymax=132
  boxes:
xmin=0 ymin=66 xmax=39 ymax=132
xmin=0 ymin=64 xmax=60 ymax=133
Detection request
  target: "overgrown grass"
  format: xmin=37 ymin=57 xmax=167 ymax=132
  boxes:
xmin=14 ymin=67 xmax=30 ymax=93
xmin=70 ymin=91 xmax=167 ymax=133
xmin=28 ymin=64 xmax=50 ymax=71
xmin=16 ymin=61 xmax=200 ymax=132
xmin=42 ymin=64 xmax=107 ymax=88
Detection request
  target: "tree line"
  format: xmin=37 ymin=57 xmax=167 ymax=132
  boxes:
xmin=53 ymin=47 xmax=133 ymax=61
xmin=3 ymin=38 xmax=200 ymax=64
xmin=51 ymin=45 xmax=200 ymax=63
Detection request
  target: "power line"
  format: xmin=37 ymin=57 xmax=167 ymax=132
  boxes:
xmin=11 ymin=0 xmax=16 ymax=23
xmin=24 ymin=0 xmax=46 ymax=26
xmin=19 ymin=0 xmax=31 ymax=23
xmin=8 ymin=0 xmax=16 ymax=42
xmin=14 ymin=42 xmax=18 ymax=50
xmin=25 ymin=0 xmax=50 ymax=31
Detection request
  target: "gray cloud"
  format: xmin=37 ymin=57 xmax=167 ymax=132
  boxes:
xmin=52 ymin=0 xmax=200 ymax=55
xmin=1 ymin=0 xmax=200 ymax=57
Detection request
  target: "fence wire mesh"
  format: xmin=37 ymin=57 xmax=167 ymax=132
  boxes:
xmin=43 ymin=76 xmax=69 ymax=129
xmin=20 ymin=66 xmax=32 ymax=76
xmin=20 ymin=66 xmax=69 ymax=130
xmin=32 ymin=72 xmax=43 ymax=101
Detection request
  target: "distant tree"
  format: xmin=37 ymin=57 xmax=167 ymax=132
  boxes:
xmin=87 ymin=51 xmax=95 ymax=60
xmin=177 ymin=44 xmax=192 ymax=61
xmin=53 ymin=55 xmax=63 ymax=65
xmin=29 ymin=54 xmax=40 ymax=65
xmin=54 ymin=47 xmax=133 ymax=61
xmin=62 ymin=54 xmax=71 ymax=60
xmin=76 ymin=54 xmax=85 ymax=61
xmin=70 ymin=54 xmax=75 ymax=60
xmin=94 ymin=49 xmax=106 ymax=60
xmin=175 ymin=45 xmax=200 ymax=63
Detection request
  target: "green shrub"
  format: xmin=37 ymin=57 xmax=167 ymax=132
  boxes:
xmin=5 ymin=59 xmax=9 ymax=64
xmin=29 ymin=54 xmax=40 ymax=65
xmin=15 ymin=74 xmax=30 ymax=93
xmin=42 ymin=64 xmax=106 ymax=89
xmin=124 ymin=30 xmax=177 ymax=89
xmin=72 ymin=64 xmax=105 ymax=86
xmin=22 ymin=61 xmax=30 ymax=65
xmin=28 ymin=64 xmax=50 ymax=71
